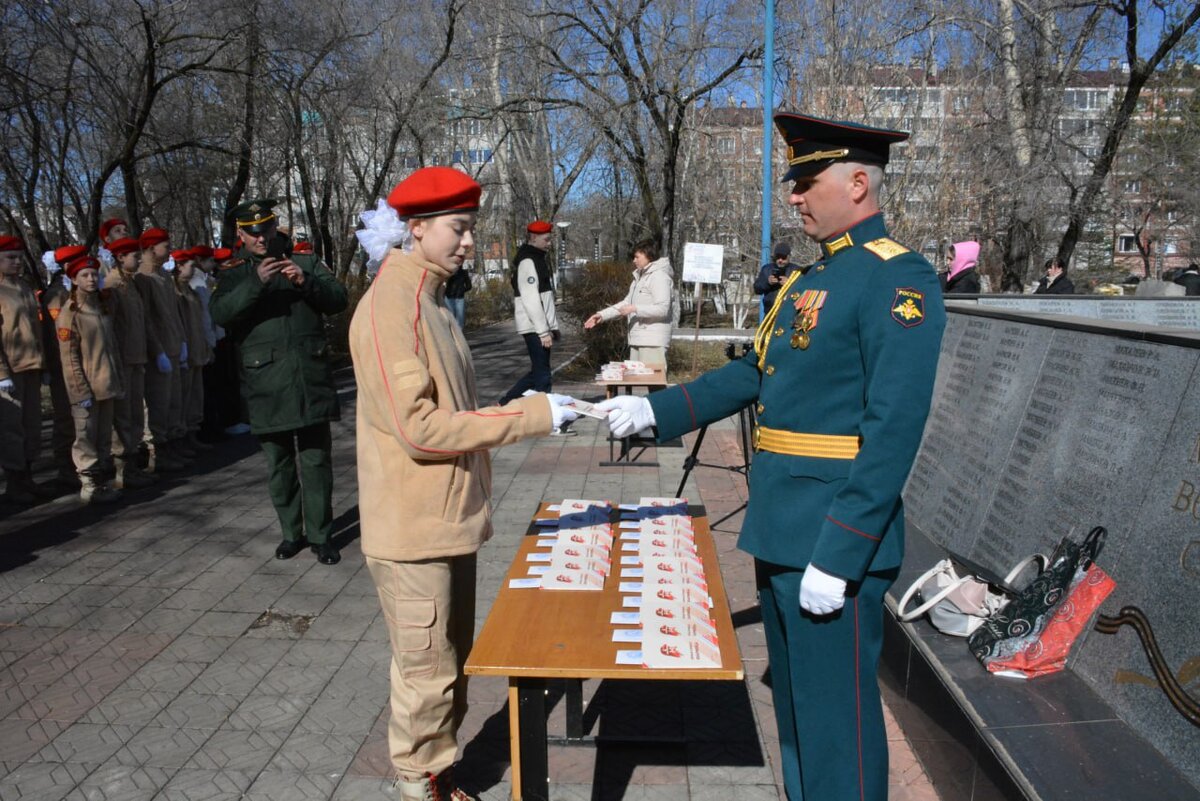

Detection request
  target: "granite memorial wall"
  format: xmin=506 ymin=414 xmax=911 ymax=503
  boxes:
xmin=903 ymin=307 xmax=1200 ymax=786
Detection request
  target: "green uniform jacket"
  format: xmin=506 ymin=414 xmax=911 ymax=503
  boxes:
xmin=209 ymin=249 xmax=348 ymax=434
xmin=649 ymin=213 xmax=945 ymax=583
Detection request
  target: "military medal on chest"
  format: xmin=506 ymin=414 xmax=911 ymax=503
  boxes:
xmin=790 ymin=289 xmax=826 ymax=349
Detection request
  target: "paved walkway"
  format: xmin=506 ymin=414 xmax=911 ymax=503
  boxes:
xmin=0 ymin=320 xmax=939 ymax=800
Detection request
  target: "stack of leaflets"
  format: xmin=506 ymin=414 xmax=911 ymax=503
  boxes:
xmin=613 ymin=497 xmax=722 ymax=669
xmin=596 ymin=360 xmax=657 ymax=381
xmin=511 ymin=499 xmax=613 ymax=590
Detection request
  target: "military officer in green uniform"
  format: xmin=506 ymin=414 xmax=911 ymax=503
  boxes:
xmin=597 ymin=113 xmax=946 ymax=801
xmin=210 ymin=199 xmax=348 ymax=565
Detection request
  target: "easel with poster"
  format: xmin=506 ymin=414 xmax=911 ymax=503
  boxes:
xmin=681 ymin=242 xmax=725 ymax=372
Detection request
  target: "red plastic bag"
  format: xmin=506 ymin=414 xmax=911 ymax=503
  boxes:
xmin=984 ymin=563 xmax=1116 ymax=679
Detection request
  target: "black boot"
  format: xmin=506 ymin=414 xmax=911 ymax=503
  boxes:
xmin=275 ymin=538 xmax=309 ymax=559
xmin=312 ymin=542 xmax=341 ymax=565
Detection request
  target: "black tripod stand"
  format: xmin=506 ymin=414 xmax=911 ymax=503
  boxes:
xmin=673 ymin=342 xmax=756 ymax=529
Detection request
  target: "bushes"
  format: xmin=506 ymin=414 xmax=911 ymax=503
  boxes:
xmin=560 ymin=261 xmax=635 ymax=370
xmin=466 ymin=274 xmax=515 ymax=329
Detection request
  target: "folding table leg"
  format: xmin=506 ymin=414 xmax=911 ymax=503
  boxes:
xmin=565 ymin=679 xmax=584 ymax=740
xmin=517 ymin=677 xmax=549 ymax=801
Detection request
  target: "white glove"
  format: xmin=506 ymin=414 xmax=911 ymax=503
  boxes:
xmin=0 ymin=378 xmax=14 ymax=393
xmin=594 ymin=395 xmax=655 ymax=438
xmin=548 ymin=394 xmax=579 ymax=429
xmin=799 ymin=565 xmax=847 ymax=616
xmin=78 ymin=398 xmax=93 ymax=410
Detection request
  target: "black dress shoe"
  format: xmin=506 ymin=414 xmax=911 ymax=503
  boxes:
xmin=275 ymin=538 xmax=309 ymax=559
xmin=312 ymin=542 xmax=341 ymax=565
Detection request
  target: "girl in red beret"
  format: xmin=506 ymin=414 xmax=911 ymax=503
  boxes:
xmin=103 ymin=237 xmax=157 ymax=489
xmin=56 ymin=254 xmax=123 ymax=504
xmin=348 ymin=167 xmax=579 ymax=801
xmin=0 ymin=235 xmax=47 ymax=504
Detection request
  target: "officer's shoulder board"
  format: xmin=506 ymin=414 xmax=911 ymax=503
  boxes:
xmin=862 ymin=238 xmax=910 ymax=261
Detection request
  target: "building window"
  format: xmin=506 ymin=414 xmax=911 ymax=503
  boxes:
xmin=1064 ymin=89 xmax=1105 ymax=111
xmin=1164 ymin=240 xmax=1178 ymax=254
xmin=716 ymin=136 xmax=736 ymax=155
xmin=1123 ymin=180 xmax=1142 ymax=194
xmin=1117 ymin=235 xmax=1139 ymax=253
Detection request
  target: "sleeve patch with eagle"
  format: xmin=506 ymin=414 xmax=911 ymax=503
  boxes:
xmin=57 ymin=327 xmax=73 ymax=341
xmin=891 ymin=288 xmax=925 ymax=327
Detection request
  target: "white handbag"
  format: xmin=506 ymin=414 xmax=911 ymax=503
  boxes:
xmin=897 ymin=554 xmax=1047 ymax=637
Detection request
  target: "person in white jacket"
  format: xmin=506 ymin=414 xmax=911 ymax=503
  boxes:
xmin=499 ymin=220 xmax=560 ymax=406
xmin=584 ymin=238 xmax=674 ymax=367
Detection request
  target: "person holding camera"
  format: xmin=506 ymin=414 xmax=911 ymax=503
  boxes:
xmin=753 ymin=242 xmax=800 ymax=312
xmin=210 ymin=199 xmax=349 ymax=565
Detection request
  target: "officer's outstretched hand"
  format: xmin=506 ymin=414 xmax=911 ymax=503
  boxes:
xmin=546 ymin=394 xmax=580 ymax=430
xmin=799 ymin=565 xmax=847 ymax=616
xmin=594 ymin=396 xmax=655 ymax=438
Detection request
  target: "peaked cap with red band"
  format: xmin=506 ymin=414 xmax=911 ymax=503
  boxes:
xmin=99 ymin=218 xmax=126 ymax=243
xmin=0 ymin=235 xmax=25 ymax=252
xmin=139 ymin=228 xmax=169 ymax=249
xmin=65 ymin=254 xmax=99 ymax=280
xmin=107 ymin=237 xmax=139 ymax=257
xmin=774 ymin=112 xmax=908 ymax=182
xmin=527 ymin=220 xmax=553 ymax=235
xmin=386 ymin=166 xmax=481 ymax=219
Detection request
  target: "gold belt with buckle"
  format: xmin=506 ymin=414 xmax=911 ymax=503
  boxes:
xmin=752 ymin=426 xmax=861 ymax=459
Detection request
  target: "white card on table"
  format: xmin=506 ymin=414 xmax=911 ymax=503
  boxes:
xmin=508 ymin=578 xmax=542 ymax=589
xmin=615 ymin=650 xmax=643 ymax=665
xmin=612 ymin=628 xmax=643 ymax=643
xmin=610 ymin=611 xmax=641 ymax=625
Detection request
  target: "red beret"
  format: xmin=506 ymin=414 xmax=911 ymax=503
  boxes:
xmin=139 ymin=228 xmax=169 ymax=249
xmin=54 ymin=245 xmax=89 ymax=265
xmin=107 ymin=237 xmax=139 ymax=257
xmin=192 ymin=245 xmax=214 ymax=259
xmin=171 ymin=248 xmax=198 ymax=263
xmin=0 ymin=235 xmax=24 ymax=252
xmin=527 ymin=220 xmax=553 ymax=235
xmin=293 ymin=241 xmax=313 ymax=254
xmin=212 ymin=247 xmax=234 ymax=261
xmin=65 ymin=255 xmax=100 ymax=280
xmin=387 ymin=166 xmax=481 ymax=219
xmin=99 ymin=218 xmax=126 ymax=243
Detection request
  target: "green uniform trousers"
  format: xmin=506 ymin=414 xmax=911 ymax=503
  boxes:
xmin=756 ymin=560 xmax=897 ymax=801
xmin=257 ymin=421 xmax=333 ymax=544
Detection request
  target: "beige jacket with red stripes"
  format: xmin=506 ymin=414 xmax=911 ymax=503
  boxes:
xmin=56 ymin=293 xmax=124 ymax=404
xmin=349 ymin=249 xmax=552 ymax=562
xmin=0 ymin=275 xmax=45 ymax=380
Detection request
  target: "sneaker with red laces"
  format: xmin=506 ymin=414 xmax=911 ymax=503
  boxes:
xmin=394 ymin=770 xmax=478 ymax=801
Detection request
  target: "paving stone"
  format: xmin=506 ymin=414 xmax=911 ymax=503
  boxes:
xmin=267 ymin=730 xmax=362 ymax=774
xmin=81 ymin=690 xmax=173 ymax=727
xmin=64 ymin=762 xmax=170 ymax=801
xmin=183 ymin=728 xmax=284 ymax=773
xmin=154 ymin=767 xmax=253 ymax=801
xmin=33 ymin=722 xmax=133 ymax=765
xmin=152 ymin=692 xmax=239 ymax=730
xmin=242 ymin=769 xmax=339 ymax=800
xmin=0 ymin=761 xmax=90 ymax=800
xmin=114 ymin=725 xmax=210 ymax=769
xmin=225 ymin=693 xmax=310 ymax=731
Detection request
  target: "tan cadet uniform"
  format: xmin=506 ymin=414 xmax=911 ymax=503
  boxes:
xmin=57 ymin=290 xmax=124 ymax=500
xmin=176 ymin=279 xmax=212 ymax=442
xmin=348 ymin=169 xmax=555 ymax=801
xmin=105 ymin=265 xmax=156 ymax=485
xmin=42 ymin=280 xmax=79 ymax=482
xmin=135 ymin=269 xmax=185 ymax=461
xmin=1 ymin=272 xmax=45 ymax=498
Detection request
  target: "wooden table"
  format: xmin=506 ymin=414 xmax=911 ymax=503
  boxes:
xmin=594 ymin=367 xmax=669 ymax=466
xmin=464 ymin=503 xmax=743 ymax=801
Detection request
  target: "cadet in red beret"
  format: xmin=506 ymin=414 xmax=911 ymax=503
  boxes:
xmin=0 ymin=232 xmax=47 ymax=504
xmin=103 ymin=236 xmax=156 ymax=489
xmin=134 ymin=227 xmax=190 ymax=472
xmin=349 ymin=167 xmax=576 ymax=801
xmin=56 ymin=252 xmax=123 ymax=504
xmin=498 ymin=219 xmax=563 ymax=413
xmin=99 ymin=218 xmax=128 ymax=246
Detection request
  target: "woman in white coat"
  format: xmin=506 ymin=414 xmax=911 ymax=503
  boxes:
xmin=584 ymin=238 xmax=674 ymax=366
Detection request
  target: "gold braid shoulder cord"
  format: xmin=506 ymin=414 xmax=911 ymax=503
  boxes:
xmin=753 ymin=270 xmax=806 ymax=371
